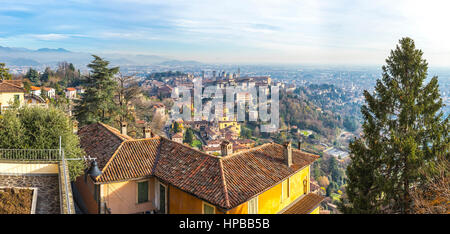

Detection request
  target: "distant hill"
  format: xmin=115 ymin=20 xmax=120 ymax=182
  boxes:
xmin=3 ymin=57 xmax=40 ymax=66
xmin=0 ymin=45 xmax=189 ymax=67
xmin=158 ymin=60 xmax=204 ymax=66
xmin=36 ymin=48 xmax=71 ymax=53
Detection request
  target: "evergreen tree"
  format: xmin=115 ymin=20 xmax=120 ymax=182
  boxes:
xmin=41 ymin=67 xmax=53 ymax=83
xmin=184 ymin=128 xmax=194 ymax=145
xmin=0 ymin=63 xmax=12 ymax=80
xmin=25 ymin=68 xmax=40 ymax=84
xmin=340 ymin=38 xmax=449 ymax=214
xmin=173 ymin=121 xmax=182 ymax=133
xmin=74 ymin=55 xmax=119 ymax=126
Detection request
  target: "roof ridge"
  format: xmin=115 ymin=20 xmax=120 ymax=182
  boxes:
xmin=2 ymin=82 xmax=22 ymax=89
xmin=127 ymin=136 xmax=161 ymax=142
xmin=220 ymin=142 xmax=275 ymax=160
xmin=159 ymin=136 xmax=221 ymax=159
xmin=219 ymin=160 xmax=231 ymax=208
xmin=98 ymin=122 xmax=133 ymax=141
xmin=96 ymin=140 xmax=126 ymax=181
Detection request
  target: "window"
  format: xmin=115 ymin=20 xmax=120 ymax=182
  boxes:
xmin=248 ymin=197 xmax=258 ymax=214
xmin=203 ymin=203 xmax=215 ymax=214
xmin=158 ymin=183 xmax=167 ymax=213
xmin=303 ymin=178 xmax=308 ymax=194
xmin=137 ymin=181 xmax=149 ymax=203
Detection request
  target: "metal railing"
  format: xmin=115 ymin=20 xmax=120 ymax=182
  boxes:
xmin=0 ymin=149 xmax=62 ymax=161
xmin=59 ymin=150 xmax=74 ymax=214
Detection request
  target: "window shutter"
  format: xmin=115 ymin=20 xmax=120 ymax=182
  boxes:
xmin=138 ymin=181 xmax=149 ymax=203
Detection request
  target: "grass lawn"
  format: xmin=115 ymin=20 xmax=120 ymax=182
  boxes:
xmin=300 ymin=130 xmax=313 ymax=136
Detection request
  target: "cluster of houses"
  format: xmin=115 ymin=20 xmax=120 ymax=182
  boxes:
xmin=0 ymin=79 xmax=84 ymax=113
xmin=30 ymin=86 xmax=83 ymax=100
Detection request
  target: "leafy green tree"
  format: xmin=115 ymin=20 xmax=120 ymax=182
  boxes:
xmin=25 ymin=68 xmax=40 ymax=84
xmin=0 ymin=106 xmax=85 ymax=180
xmin=23 ymin=80 xmax=31 ymax=93
xmin=74 ymin=55 xmax=119 ymax=126
xmin=0 ymin=63 xmax=12 ymax=80
xmin=340 ymin=38 xmax=449 ymax=214
xmin=240 ymin=127 xmax=252 ymax=139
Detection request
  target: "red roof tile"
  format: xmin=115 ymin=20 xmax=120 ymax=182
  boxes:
xmin=0 ymin=81 xmax=25 ymax=93
xmin=78 ymin=123 xmax=132 ymax=170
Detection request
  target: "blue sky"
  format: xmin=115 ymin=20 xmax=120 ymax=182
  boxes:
xmin=1 ymin=0 xmax=450 ymax=66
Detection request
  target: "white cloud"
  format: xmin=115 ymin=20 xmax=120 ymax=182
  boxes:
xmin=30 ymin=33 xmax=70 ymax=40
xmin=3 ymin=0 xmax=450 ymax=65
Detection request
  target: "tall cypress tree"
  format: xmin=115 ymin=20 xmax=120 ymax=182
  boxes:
xmin=74 ymin=55 xmax=119 ymax=126
xmin=340 ymin=38 xmax=449 ymax=214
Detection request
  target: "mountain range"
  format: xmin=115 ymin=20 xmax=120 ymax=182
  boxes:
xmin=0 ymin=46 xmax=203 ymax=67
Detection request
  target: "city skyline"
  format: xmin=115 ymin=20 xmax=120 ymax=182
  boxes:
xmin=1 ymin=0 xmax=450 ymax=66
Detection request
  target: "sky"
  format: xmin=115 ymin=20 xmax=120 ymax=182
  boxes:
xmin=1 ymin=0 xmax=450 ymax=66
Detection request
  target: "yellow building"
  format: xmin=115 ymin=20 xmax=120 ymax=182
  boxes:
xmin=76 ymin=123 xmax=323 ymax=214
xmin=218 ymin=120 xmax=241 ymax=135
xmin=0 ymin=80 xmax=25 ymax=113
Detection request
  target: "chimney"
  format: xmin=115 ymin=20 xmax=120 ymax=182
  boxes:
xmin=220 ymin=140 xmax=233 ymax=156
xmin=283 ymin=141 xmax=293 ymax=167
xmin=121 ymin=121 xmax=128 ymax=135
xmin=72 ymin=120 xmax=78 ymax=135
xmin=298 ymin=138 xmax=303 ymax=150
xmin=143 ymin=125 xmax=152 ymax=138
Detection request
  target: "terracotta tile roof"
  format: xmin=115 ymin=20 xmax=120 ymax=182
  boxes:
xmin=98 ymin=138 xmax=161 ymax=182
xmin=66 ymin=87 xmax=76 ymax=91
xmin=0 ymin=81 xmax=25 ymax=93
xmin=78 ymin=123 xmax=320 ymax=210
xmin=42 ymin=87 xmax=54 ymax=91
xmin=2 ymin=80 xmax=23 ymax=87
xmin=30 ymin=86 xmax=41 ymax=91
xmin=78 ymin=123 xmax=132 ymax=170
xmin=153 ymin=138 xmax=226 ymax=207
xmin=281 ymin=193 xmax=324 ymax=214
xmin=221 ymin=144 xmax=319 ymax=207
